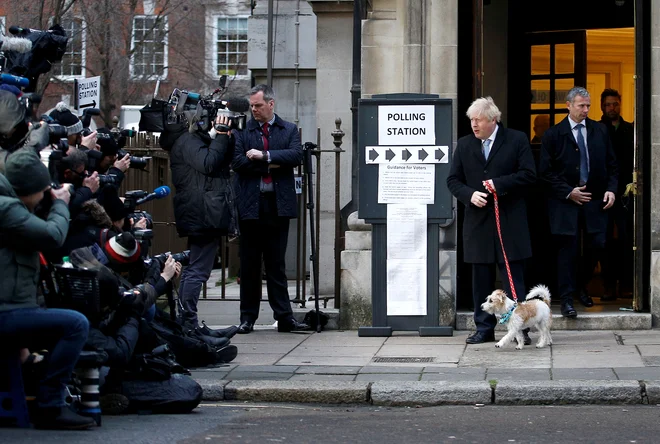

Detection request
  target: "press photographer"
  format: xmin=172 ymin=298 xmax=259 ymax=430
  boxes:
xmin=54 ymin=148 xmax=99 ymax=218
xmin=48 ymin=102 xmax=98 ymax=154
xmin=0 ymin=150 xmax=96 ymax=430
xmin=160 ymin=104 xmax=237 ymax=337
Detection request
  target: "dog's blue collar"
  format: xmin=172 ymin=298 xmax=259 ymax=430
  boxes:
xmin=498 ymin=303 xmax=517 ymax=325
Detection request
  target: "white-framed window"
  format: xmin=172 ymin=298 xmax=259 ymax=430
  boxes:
xmin=214 ymin=16 xmax=248 ymax=79
xmin=56 ymin=17 xmax=86 ymax=79
xmin=130 ymin=15 xmax=168 ymax=80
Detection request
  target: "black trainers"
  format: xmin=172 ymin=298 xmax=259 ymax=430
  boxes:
xmin=100 ymin=393 xmax=130 ymax=416
xmin=33 ymin=406 xmax=96 ymax=430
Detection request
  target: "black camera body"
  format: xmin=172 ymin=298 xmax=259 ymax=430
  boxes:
xmin=145 ymin=250 xmax=191 ymax=268
xmin=123 ymin=190 xmax=154 ymax=230
xmin=98 ymin=173 xmax=120 ymax=187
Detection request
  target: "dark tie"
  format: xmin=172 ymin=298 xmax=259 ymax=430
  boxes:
xmin=575 ymin=123 xmax=588 ymax=186
xmin=261 ymin=122 xmax=272 ymax=184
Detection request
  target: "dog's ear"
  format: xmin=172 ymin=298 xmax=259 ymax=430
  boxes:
xmin=494 ymin=290 xmax=507 ymax=302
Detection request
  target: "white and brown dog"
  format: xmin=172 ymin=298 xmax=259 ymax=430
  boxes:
xmin=480 ymin=284 xmax=552 ymax=350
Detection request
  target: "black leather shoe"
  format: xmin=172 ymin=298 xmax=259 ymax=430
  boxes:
xmin=561 ymin=302 xmax=578 ymax=318
xmin=215 ymin=345 xmax=238 ymax=363
xmin=277 ymin=318 xmax=310 ymax=332
xmin=191 ymin=328 xmax=231 ymax=348
xmin=200 ymin=321 xmax=239 ymax=339
xmin=578 ymin=291 xmax=594 ymax=307
xmin=465 ymin=331 xmax=495 ymax=344
xmin=237 ymin=321 xmax=254 ymax=334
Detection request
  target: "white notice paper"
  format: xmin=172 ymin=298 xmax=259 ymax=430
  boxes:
xmin=387 ymin=204 xmax=427 ymax=316
xmin=378 ymin=164 xmax=435 ymax=204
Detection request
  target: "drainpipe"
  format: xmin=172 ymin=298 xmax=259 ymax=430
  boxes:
xmin=267 ymin=0 xmax=274 ymax=87
xmin=294 ymin=0 xmax=300 ymax=126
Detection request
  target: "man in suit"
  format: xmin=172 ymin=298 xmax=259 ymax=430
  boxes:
xmin=447 ymin=97 xmax=537 ymax=344
xmin=539 ymin=86 xmax=618 ymax=318
xmin=232 ymin=84 xmax=309 ymax=334
xmin=599 ymin=88 xmax=634 ymax=300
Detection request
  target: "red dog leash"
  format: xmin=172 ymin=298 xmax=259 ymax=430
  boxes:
xmin=482 ymin=180 xmax=518 ymax=302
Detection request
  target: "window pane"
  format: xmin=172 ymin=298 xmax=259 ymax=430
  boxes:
xmin=216 ymin=17 xmax=248 ymax=77
xmin=555 ymin=78 xmax=575 ymax=108
xmin=530 ymin=79 xmax=551 ymax=107
xmin=531 ymin=45 xmax=550 ymax=75
xmin=131 ymin=15 xmax=167 ymax=77
xmin=555 ymin=44 xmax=574 ymax=75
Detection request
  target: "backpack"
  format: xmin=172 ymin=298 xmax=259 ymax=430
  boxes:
xmin=150 ymin=311 xmax=225 ymax=368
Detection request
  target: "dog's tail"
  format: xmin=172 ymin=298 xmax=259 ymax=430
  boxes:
xmin=526 ymin=284 xmax=551 ymax=306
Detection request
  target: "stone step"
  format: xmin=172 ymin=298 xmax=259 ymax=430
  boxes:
xmin=456 ymin=310 xmax=652 ymax=330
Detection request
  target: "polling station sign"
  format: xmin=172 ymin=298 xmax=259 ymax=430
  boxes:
xmin=378 ymin=105 xmax=435 ymax=146
xmin=74 ymin=76 xmax=101 ymax=113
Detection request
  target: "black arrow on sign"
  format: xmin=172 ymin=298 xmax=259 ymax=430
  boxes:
xmin=385 ymin=148 xmax=396 ymax=161
xmin=79 ymin=100 xmax=97 ymax=109
xmin=369 ymin=149 xmax=379 ymax=161
xmin=418 ymin=148 xmax=428 ymax=161
xmin=435 ymin=147 xmax=446 ymax=162
xmin=401 ymin=148 xmax=411 ymax=161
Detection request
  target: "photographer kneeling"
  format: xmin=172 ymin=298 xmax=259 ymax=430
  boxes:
xmin=0 ymin=150 xmax=95 ymax=430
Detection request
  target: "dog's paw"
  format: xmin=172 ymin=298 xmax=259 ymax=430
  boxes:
xmin=495 ymin=342 xmax=503 ymax=348
xmin=515 ymin=345 xmax=523 ymax=350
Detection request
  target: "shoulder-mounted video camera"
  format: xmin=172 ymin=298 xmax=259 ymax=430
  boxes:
xmin=166 ymin=76 xmax=249 ymax=132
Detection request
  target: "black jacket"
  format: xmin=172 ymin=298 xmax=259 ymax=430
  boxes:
xmin=447 ymin=126 xmax=536 ymax=264
xmin=165 ymin=130 xmax=234 ymax=238
xmin=539 ymin=117 xmax=618 ymax=235
xmin=231 ymin=115 xmax=302 ymax=220
xmin=600 ymin=116 xmax=633 ymax=197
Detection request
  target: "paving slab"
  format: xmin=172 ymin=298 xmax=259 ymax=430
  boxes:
xmin=236 ymin=343 xmax=300 ymax=354
xmin=551 ymin=368 xmax=618 ymax=380
xmin=190 ymin=371 xmax=230 ymax=380
xmin=636 ymin=345 xmax=660 ymax=357
xmin=420 ymin=368 xmax=486 ymax=382
xmin=618 ymin=332 xmax=660 ymax=345
xmin=223 ymin=371 xmax=293 ymax=381
xmin=286 ymin=345 xmax=381 ymax=357
xmin=547 ymin=331 xmax=620 ymax=345
xmin=294 ymin=366 xmax=362 ymax=375
xmin=358 ymin=366 xmax=423 ymax=374
xmin=384 ymin=334 xmax=469 ymax=346
xmin=356 ymin=373 xmax=421 ymax=382
xmin=486 ymin=368 xmax=551 ymax=381
xmin=552 ymin=345 xmax=644 ymax=368
xmin=277 ymin=356 xmax=373 ymax=366
xmin=375 ymin=345 xmax=463 ymax=363
xmin=289 ymin=374 xmax=357 ymax=381
xmin=301 ymin=332 xmax=387 ymax=346
xmin=231 ymin=353 xmax=284 ymax=365
xmin=613 ymin=367 xmax=660 ymax=380
xmin=459 ymin=345 xmax=551 ymax=368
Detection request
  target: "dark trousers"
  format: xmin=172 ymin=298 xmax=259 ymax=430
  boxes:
xmin=178 ymin=236 xmax=219 ymax=327
xmin=603 ymin=202 xmax=633 ymax=291
xmin=472 ymin=260 xmax=526 ymax=333
xmin=555 ymin=228 xmax=606 ymax=304
xmin=0 ymin=307 xmax=89 ymax=408
xmin=239 ymin=193 xmax=292 ymax=323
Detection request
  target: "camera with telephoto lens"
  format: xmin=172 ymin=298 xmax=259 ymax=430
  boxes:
xmin=85 ymin=127 xmax=150 ymax=170
xmin=98 ymin=173 xmax=120 ymax=187
xmin=133 ymin=229 xmax=153 ymax=242
xmin=166 ymin=76 xmax=248 ymax=132
xmin=146 ymin=250 xmax=191 ymax=268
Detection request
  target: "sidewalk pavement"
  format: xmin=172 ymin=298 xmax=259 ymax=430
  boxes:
xmin=189 ymin=328 xmax=660 ymax=406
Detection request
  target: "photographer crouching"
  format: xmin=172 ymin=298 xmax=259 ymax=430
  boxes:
xmin=0 ymin=150 xmax=95 ymax=430
xmin=160 ymin=112 xmax=235 ymax=337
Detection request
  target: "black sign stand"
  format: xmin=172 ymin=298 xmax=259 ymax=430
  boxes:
xmin=356 ymin=94 xmax=454 ymax=337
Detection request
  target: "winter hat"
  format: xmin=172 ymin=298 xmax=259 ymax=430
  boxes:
xmin=100 ymin=187 xmax=128 ymax=222
xmin=0 ymin=84 xmax=23 ymax=98
xmin=96 ymin=128 xmax=119 ymax=157
xmin=49 ymin=102 xmax=83 ymax=135
xmin=103 ymin=232 xmax=141 ymax=264
xmin=0 ymin=90 xmax=26 ymax=135
xmin=5 ymin=150 xmax=52 ymax=196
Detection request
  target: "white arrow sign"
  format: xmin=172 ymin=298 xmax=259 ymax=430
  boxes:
xmin=365 ymin=146 xmax=448 ymax=164
xmin=75 ymin=76 xmax=101 ymax=113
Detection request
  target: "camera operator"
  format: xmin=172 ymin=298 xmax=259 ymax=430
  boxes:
xmin=0 ymin=150 xmax=95 ymax=430
xmin=94 ymin=128 xmax=131 ymax=176
xmin=48 ymin=102 xmax=98 ymax=154
xmin=0 ymin=90 xmax=51 ymax=172
xmin=56 ymin=148 xmax=100 ymax=219
xmin=160 ymin=112 xmax=235 ymax=337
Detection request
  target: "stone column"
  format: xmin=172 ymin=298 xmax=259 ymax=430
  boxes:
xmin=340 ymin=212 xmax=372 ymax=328
xmin=307 ymin=0 xmax=354 ymax=297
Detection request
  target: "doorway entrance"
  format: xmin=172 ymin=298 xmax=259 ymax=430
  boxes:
xmin=456 ymin=0 xmax=648 ymax=320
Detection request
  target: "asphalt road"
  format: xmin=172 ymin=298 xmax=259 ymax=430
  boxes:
xmin=1 ymin=403 xmax=658 ymax=443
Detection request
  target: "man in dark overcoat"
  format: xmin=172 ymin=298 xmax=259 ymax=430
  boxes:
xmin=539 ymin=86 xmax=618 ymax=318
xmin=447 ymin=97 xmax=536 ymax=344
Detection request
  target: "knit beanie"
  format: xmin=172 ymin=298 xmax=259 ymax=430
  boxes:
xmin=0 ymin=90 xmax=26 ymax=135
xmin=5 ymin=150 xmax=52 ymax=196
xmin=49 ymin=102 xmax=83 ymax=135
xmin=104 ymin=232 xmax=141 ymax=264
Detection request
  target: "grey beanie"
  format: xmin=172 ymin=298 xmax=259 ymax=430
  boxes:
xmin=49 ymin=102 xmax=83 ymax=135
xmin=0 ymin=90 xmax=26 ymax=135
xmin=5 ymin=150 xmax=52 ymax=196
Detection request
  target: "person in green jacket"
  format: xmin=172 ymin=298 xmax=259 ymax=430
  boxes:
xmin=0 ymin=149 xmax=95 ymax=430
